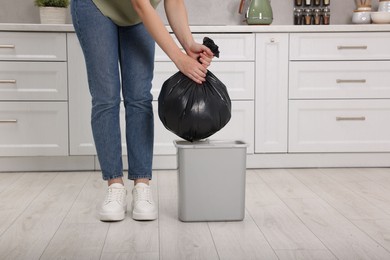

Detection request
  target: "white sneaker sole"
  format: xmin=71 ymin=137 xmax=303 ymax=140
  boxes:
xmin=99 ymin=208 xmax=127 ymax=222
xmin=132 ymin=209 xmax=158 ymax=221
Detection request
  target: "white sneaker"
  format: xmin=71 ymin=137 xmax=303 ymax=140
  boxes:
xmin=99 ymin=183 xmax=127 ymax=221
xmin=131 ymin=183 xmax=158 ymax=220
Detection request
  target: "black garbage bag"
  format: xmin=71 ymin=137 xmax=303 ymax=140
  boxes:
xmin=158 ymin=37 xmax=231 ymax=142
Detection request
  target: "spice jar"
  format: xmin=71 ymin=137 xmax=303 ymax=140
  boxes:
xmin=313 ymin=8 xmax=321 ymax=24
xmin=304 ymin=8 xmax=313 ymax=24
xmin=314 ymin=0 xmax=321 ymax=6
xmin=322 ymin=7 xmax=330 ymax=24
xmin=305 ymin=0 xmax=312 ymax=6
xmin=294 ymin=8 xmax=303 ymax=25
xmin=323 ymin=0 xmax=330 ymax=6
xmin=295 ymin=0 xmax=303 ymax=6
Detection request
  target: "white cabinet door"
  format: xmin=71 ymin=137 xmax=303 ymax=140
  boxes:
xmin=0 ymin=62 xmax=67 ymax=101
xmin=0 ymin=102 xmax=68 ymax=156
xmin=154 ymin=101 xmax=254 ymax=155
xmin=289 ymin=100 xmax=390 ymax=153
xmin=290 ymin=33 xmax=390 ymax=61
xmin=289 ymin=61 xmax=390 ymax=99
xmin=0 ymin=32 xmax=66 ymax=61
xmin=152 ymin=62 xmax=255 ymax=100
xmin=255 ymin=33 xmax=288 ymax=153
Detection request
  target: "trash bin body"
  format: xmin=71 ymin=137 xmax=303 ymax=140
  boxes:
xmin=174 ymin=140 xmax=247 ymax=222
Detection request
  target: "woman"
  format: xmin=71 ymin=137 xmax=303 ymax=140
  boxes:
xmin=71 ymin=0 xmax=214 ymax=221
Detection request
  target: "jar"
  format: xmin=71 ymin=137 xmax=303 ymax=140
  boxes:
xmin=313 ymin=8 xmax=321 ymax=25
xmin=305 ymin=0 xmax=312 ymax=6
xmin=322 ymin=7 xmax=330 ymax=24
xmin=323 ymin=0 xmax=330 ymax=6
xmin=294 ymin=8 xmax=303 ymax=25
xmin=314 ymin=0 xmax=321 ymax=6
xmin=304 ymin=8 xmax=313 ymax=24
xmin=295 ymin=0 xmax=303 ymax=6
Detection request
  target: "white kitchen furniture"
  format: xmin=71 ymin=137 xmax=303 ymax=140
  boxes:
xmin=1 ymin=24 xmax=390 ymax=171
xmin=0 ymin=32 xmax=68 ymax=156
xmin=289 ymin=32 xmax=390 ymax=153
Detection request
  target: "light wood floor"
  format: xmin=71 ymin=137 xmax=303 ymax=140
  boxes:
xmin=1 ymin=168 xmax=390 ymax=259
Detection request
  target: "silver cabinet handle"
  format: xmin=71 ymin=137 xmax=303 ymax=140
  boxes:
xmin=337 ymin=45 xmax=367 ymax=50
xmin=0 ymin=119 xmax=18 ymax=123
xmin=0 ymin=45 xmax=15 ymax=48
xmin=0 ymin=80 xmax=16 ymax=84
xmin=336 ymin=117 xmax=366 ymax=121
xmin=336 ymin=79 xmax=366 ymax=84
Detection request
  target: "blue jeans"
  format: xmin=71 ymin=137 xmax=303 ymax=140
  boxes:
xmin=71 ymin=0 xmax=155 ymax=181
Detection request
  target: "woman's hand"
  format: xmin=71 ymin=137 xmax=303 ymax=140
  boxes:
xmin=174 ymin=42 xmax=214 ymax=84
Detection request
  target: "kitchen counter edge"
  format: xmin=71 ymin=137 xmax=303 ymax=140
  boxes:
xmin=1 ymin=23 xmax=390 ymax=33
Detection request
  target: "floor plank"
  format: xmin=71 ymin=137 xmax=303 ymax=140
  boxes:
xmin=284 ymin=197 xmax=390 ymax=260
xmin=274 ymin=249 xmax=337 ymax=260
xmin=351 ymin=219 xmax=390 ymax=253
xmin=0 ymin=172 xmax=24 ymax=193
xmin=0 ymin=171 xmax=90 ymax=260
xmin=245 ymin=171 xmax=329 ymax=251
xmin=1 ymin=168 xmax=390 ymax=259
xmin=0 ymin=172 xmax=57 ymax=236
xmin=40 ymin=172 xmax=108 ymax=260
xmin=208 ymin=210 xmax=278 ymax=260
xmin=290 ymin=168 xmax=390 ymax=220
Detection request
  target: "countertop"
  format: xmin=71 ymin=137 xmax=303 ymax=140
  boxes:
xmin=1 ymin=23 xmax=390 ymax=33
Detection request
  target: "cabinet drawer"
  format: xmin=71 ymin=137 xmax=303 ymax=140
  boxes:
xmin=155 ymin=33 xmax=255 ymax=61
xmin=289 ymin=100 xmax=390 ymax=153
xmin=0 ymin=102 xmax=68 ymax=156
xmin=154 ymin=101 xmax=254 ymax=155
xmin=152 ymin=62 xmax=254 ymax=100
xmin=289 ymin=61 xmax=390 ymax=99
xmin=0 ymin=62 xmax=67 ymax=101
xmin=0 ymin=32 xmax=66 ymax=61
xmin=290 ymin=33 xmax=390 ymax=61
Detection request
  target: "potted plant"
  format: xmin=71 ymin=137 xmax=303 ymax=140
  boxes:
xmin=35 ymin=0 xmax=70 ymax=24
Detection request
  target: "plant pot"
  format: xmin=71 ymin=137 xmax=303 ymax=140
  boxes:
xmin=39 ymin=7 xmax=67 ymax=24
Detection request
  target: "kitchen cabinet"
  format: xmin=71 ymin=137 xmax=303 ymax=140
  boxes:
xmin=255 ymin=33 xmax=289 ymax=153
xmin=288 ymin=32 xmax=390 ymax=153
xmin=0 ymin=32 xmax=68 ymax=156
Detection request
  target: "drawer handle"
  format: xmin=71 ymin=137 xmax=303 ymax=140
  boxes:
xmin=337 ymin=45 xmax=367 ymax=50
xmin=0 ymin=119 xmax=18 ymax=123
xmin=0 ymin=45 xmax=15 ymax=49
xmin=0 ymin=80 xmax=16 ymax=84
xmin=336 ymin=116 xmax=366 ymax=121
xmin=336 ymin=79 xmax=366 ymax=84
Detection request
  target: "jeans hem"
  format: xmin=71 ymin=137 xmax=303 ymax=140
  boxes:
xmin=102 ymin=174 xmax=124 ymax=181
xmin=128 ymin=174 xmax=152 ymax=180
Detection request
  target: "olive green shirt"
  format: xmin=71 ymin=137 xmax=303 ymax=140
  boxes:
xmin=92 ymin=0 xmax=161 ymax=26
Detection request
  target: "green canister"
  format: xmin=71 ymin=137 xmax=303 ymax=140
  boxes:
xmin=246 ymin=0 xmax=273 ymax=25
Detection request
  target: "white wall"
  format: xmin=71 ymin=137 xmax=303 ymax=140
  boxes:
xmin=0 ymin=0 xmax=381 ymax=25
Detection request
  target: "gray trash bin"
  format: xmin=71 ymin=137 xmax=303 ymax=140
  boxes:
xmin=174 ymin=140 xmax=247 ymax=222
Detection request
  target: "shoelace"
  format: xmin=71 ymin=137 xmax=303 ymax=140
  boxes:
xmin=134 ymin=187 xmax=152 ymax=204
xmin=104 ymin=187 xmax=126 ymax=204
